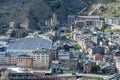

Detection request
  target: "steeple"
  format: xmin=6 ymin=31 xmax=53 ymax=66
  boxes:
xmin=51 ymin=13 xmax=59 ymax=27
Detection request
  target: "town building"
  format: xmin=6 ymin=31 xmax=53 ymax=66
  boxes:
xmin=37 ymin=13 xmax=59 ymax=32
xmin=115 ymin=57 xmax=120 ymax=73
xmin=78 ymin=37 xmax=96 ymax=51
xmin=16 ymin=54 xmax=33 ymax=68
xmin=105 ymin=17 xmax=120 ymax=26
xmin=32 ymin=49 xmax=49 ymax=70
xmin=0 ymin=51 xmax=6 ymax=64
xmin=58 ymin=50 xmax=79 ymax=71
xmin=100 ymin=62 xmax=116 ymax=74
xmin=68 ymin=15 xmax=105 ymax=30
xmin=87 ymin=46 xmax=105 ymax=57
xmin=103 ymin=55 xmax=113 ymax=62
xmin=7 ymin=38 xmax=52 ymax=54
xmin=6 ymin=55 xmax=16 ymax=65
xmin=49 ymin=50 xmax=58 ymax=63
xmin=92 ymin=54 xmax=103 ymax=61
xmin=83 ymin=61 xmax=91 ymax=73
xmin=112 ymin=50 xmax=120 ymax=58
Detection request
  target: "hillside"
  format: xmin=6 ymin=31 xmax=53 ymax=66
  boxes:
xmin=0 ymin=0 xmax=119 ymax=32
xmin=0 ymin=0 xmax=52 ymax=30
xmin=0 ymin=0 xmax=98 ymax=31
xmin=89 ymin=0 xmax=120 ymax=17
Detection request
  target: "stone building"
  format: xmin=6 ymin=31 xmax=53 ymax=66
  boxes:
xmin=16 ymin=54 xmax=33 ymax=68
xmin=83 ymin=61 xmax=91 ymax=73
xmin=58 ymin=50 xmax=78 ymax=71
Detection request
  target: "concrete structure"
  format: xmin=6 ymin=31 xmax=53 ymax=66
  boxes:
xmin=58 ymin=50 xmax=70 ymax=60
xmin=32 ymin=49 xmax=49 ymax=70
xmin=16 ymin=54 xmax=33 ymax=68
xmin=68 ymin=15 xmax=105 ymax=30
xmin=49 ymin=50 xmax=58 ymax=64
xmin=6 ymin=56 xmax=16 ymax=65
xmin=7 ymin=38 xmax=52 ymax=54
xmin=105 ymin=17 xmax=120 ymax=26
xmin=58 ymin=50 xmax=78 ymax=71
xmin=0 ymin=51 xmax=6 ymax=64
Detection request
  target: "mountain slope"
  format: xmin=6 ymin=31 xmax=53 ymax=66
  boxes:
xmin=0 ymin=0 xmax=98 ymax=31
xmin=0 ymin=0 xmax=53 ymax=29
xmin=89 ymin=0 xmax=120 ymax=17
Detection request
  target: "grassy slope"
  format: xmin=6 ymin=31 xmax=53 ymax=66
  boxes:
xmin=89 ymin=1 xmax=120 ymax=17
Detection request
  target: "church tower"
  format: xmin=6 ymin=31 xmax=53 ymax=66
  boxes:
xmin=51 ymin=13 xmax=59 ymax=27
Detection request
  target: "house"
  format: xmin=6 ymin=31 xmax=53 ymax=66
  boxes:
xmin=105 ymin=17 xmax=120 ymax=26
xmin=69 ymin=58 xmax=78 ymax=71
xmin=103 ymin=55 xmax=113 ymax=62
xmin=115 ymin=57 xmax=120 ymax=73
xmin=88 ymin=26 xmax=98 ymax=32
xmin=78 ymin=37 xmax=96 ymax=50
xmin=109 ymin=44 xmax=120 ymax=51
xmin=100 ymin=62 xmax=116 ymax=74
xmin=58 ymin=50 xmax=70 ymax=70
xmin=104 ymin=46 xmax=110 ymax=54
xmin=100 ymin=37 xmax=109 ymax=46
xmin=112 ymin=50 xmax=120 ymax=58
xmin=37 ymin=20 xmax=50 ymax=31
xmin=69 ymin=51 xmax=79 ymax=71
xmin=71 ymin=32 xmax=80 ymax=41
xmin=87 ymin=46 xmax=105 ymax=57
xmin=87 ymin=46 xmax=104 ymax=57
xmin=83 ymin=61 xmax=91 ymax=73
xmin=92 ymin=54 xmax=103 ymax=61
xmin=105 ymin=17 xmax=120 ymax=30
xmin=58 ymin=50 xmax=78 ymax=71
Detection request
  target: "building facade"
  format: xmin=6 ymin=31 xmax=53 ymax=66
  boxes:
xmin=6 ymin=56 xmax=16 ymax=65
xmin=0 ymin=51 xmax=6 ymax=64
xmin=16 ymin=54 xmax=33 ymax=68
xmin=32 ymin=49 xmax=49 ymax=70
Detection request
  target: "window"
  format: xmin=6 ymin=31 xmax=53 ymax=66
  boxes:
xmin=18 ymin=75 xmax=22 ymax=77
xmin=41 ymin=56 xmax=45 ymax=62
xmin=12 ymin=75 xmax=16 ymax=77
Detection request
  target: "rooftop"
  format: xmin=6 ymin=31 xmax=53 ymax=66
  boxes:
xmin=7 ymin=38 xmax=52 ymax=51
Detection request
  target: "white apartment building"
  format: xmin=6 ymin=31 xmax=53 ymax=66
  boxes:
xmin=0 ymin=51 xmax=6 ymax=64
xmin=32 ymin=49 xmax=49 ymax=70
xmin=58 ymin=50 xmax=70 ymax=60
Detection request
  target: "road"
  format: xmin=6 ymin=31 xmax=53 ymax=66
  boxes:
xmin=76 ymin=73 xmax=113 ymax=80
